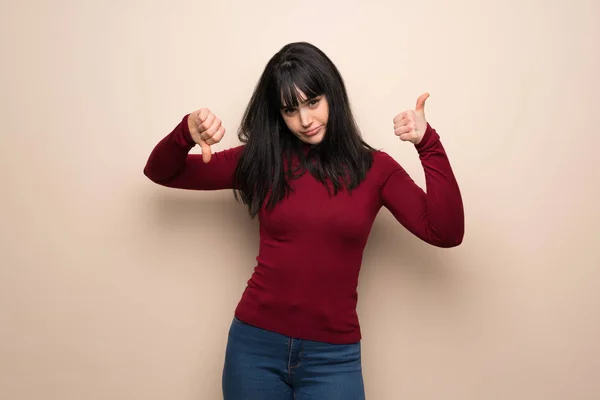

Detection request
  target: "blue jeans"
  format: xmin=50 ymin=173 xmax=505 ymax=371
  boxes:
xmin=222 ymin=316 xmax=366 ymax=399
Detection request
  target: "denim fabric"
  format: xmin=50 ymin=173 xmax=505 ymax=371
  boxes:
xmin=222 ymin=316 xmax=366 ymax=399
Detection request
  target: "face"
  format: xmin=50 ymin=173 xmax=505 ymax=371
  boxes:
xmin=280 ymin=90 xmax=329 ymax=145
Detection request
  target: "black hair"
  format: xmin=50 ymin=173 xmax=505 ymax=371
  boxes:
xmin=233 ymin=41 xmax=375 ymax=217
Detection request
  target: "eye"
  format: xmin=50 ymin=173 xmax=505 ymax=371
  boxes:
xmin=283 ymin=108 xmax=296 ymax=115
xmin=308 ymin=99 xmax=320 ymax=107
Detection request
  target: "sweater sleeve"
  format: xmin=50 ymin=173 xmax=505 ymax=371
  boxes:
xmin=143 ymin=114 xmax=244 ymax=190
xmin=380 ymin=124 xmax=464 ymax=248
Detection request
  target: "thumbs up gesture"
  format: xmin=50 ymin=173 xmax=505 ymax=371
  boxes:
xmin=187 ymin=108 xmax=226 ymax=163
xmin=393 ymin=93 xmax=430 ymax=145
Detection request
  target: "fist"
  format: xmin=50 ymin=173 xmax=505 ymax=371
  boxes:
xmin=393 ymin=93 xmax=430 ymax=145
xmin=187 ymin=108 xmax=226 ymax=163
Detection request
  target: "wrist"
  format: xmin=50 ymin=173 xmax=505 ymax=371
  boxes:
xmin=415 ymin=123 xmax=434 ymax=149
xmin=182 ymin=114 xmax=196 ymax=146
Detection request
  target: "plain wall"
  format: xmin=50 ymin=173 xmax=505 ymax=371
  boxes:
xmin=1 ymin=0 xmax=599 ymax=399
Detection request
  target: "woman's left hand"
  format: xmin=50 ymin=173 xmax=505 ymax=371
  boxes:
xmin=393 ymin=93 xmax=430 ymax=145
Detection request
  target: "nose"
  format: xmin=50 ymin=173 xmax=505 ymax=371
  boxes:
xmin=299 ymin=108 xmax=312 ymax=128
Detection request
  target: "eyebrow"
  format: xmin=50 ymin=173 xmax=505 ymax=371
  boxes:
xmin=280 ymin=96 xmax=320 ymax=110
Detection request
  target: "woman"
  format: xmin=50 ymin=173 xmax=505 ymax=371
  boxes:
xmin=144 ymin=41 xmax=464 ymax=399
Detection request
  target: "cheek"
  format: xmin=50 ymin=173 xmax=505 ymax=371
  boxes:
xmin=318 ymin=112 xmax=329 ymax=125
xmin=319 ymin=104 xmax=330 ymax=123
xmin=283 ymin=116 xmax=299 ymax=132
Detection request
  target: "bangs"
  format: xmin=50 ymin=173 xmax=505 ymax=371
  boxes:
xmin=275 ymin=62 xmax=325 ymax=109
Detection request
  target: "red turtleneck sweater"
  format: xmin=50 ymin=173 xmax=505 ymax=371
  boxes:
xmin=144 ymin=114 xmax=464 ymax=344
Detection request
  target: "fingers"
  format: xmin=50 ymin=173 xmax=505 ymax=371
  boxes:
xmin=415 ymin=93 xmax=430 ymax=112
xmin=398 ymin=132 xmax=412 ymax=142
xmin=197 ymin=112 xmax=216 ymax=134
xmin=200 ymin=142 xmax=212 ymax=163
xmin=394 ymin=124 xmax=413 ymax=136
xmin=393 ymin=111 xmax=416 ymax=135
xmin=393 ymin=110 xmax=416 ymax=124
xmin=197 ymin=108 xmax=210 ymax=124
xmin=393 ymin=94 xmax=429 ymax=143
xmin=204 ymin=125 xmax=226 ymax=145
xmin=200 ymin=125 xmax=225 ymax=162
xmin=189 ymin=109 xmax=210 ymax=135
xmin=190 ymin=108 xmax=225 ymax=140
xmin=199 ymin=117 xmax=222 ymax=140
xmin=393 ymin=111 xmax=407 ymax=125
xmin=189 ymin=108 xmax=226 ymax=159
xmin=189 ymin=109 xmax=214 ymax=134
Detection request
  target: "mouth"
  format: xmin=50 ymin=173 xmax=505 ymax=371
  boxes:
xmin=302 ymin=125 xmax=323 ymax=136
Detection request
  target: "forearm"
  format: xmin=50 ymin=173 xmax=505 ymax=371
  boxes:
xmin=144 ymin=114 xmax=195 ymax=184
xmin=382 ymin=124 xmax=464 ymax=247
xmin=144 ymin=114 xmax=243 ymax=190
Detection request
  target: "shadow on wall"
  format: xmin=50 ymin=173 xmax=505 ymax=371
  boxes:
xmin=142 ymin=188 xmax=259 ymax=275
xmin=364 ymin=209 xmax=464 ymax=277
xmin=358 ymin=210 xmax=471 ymax=323
xmin=141 ymin=186 xmax=468 ymax=302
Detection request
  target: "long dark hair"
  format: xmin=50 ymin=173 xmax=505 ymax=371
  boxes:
xmin=233 ymin=42 xmax=375 ymax=217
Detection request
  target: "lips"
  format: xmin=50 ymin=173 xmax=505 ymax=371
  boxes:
xmin=302 ymin=125 xmax=322 ymax=136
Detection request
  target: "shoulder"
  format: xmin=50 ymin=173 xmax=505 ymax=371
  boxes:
xmin=371 ymin=149 xmax=402 ymax=173
xmin=365 ymin=149 xmax=405 ymax=186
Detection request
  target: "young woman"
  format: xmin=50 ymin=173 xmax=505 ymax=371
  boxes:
xmin=144 ymin=41 xmax=464 ymax=400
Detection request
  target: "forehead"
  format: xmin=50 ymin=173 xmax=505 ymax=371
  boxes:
xmin=280 ymin=85 xmax=317 ymax=109
xmin=281 ymin=88 xmax=307 ymax=101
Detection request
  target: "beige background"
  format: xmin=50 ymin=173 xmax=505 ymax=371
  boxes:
xmin=1 ymin=0 xmax=599 ymax=399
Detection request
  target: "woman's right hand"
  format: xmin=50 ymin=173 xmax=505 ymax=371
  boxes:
xmin=187 ymin=108 xmax=226 ymax=163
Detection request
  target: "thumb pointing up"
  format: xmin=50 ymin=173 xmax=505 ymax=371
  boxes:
xmin=415 ymin=93 xmax=430 ymax=118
